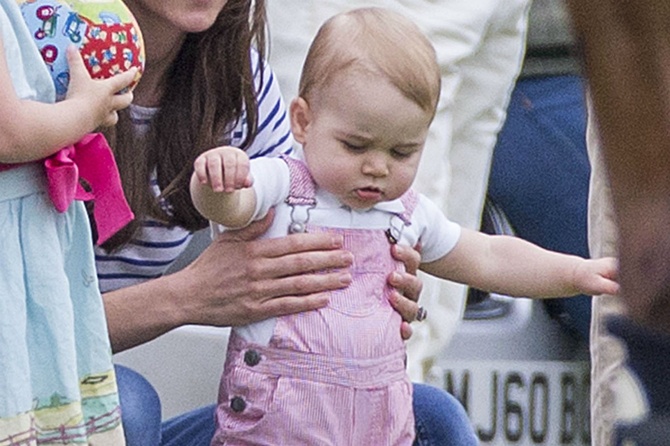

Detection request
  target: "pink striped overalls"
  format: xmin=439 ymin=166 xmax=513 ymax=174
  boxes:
xmin=213 ymin=157 xmax=417 ymax=445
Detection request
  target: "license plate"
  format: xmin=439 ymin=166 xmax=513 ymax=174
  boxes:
xmin=427 ymin=360 xmax=590 ymax=445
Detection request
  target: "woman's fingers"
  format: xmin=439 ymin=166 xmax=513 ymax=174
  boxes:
xmin=254 ymin=293 xmax=331 ymax=319
xmin=388 ymin=286 xmax=420 ymax=324
xmin=388 ymin=268 xmax=423 ymax=304
xmin=252 ymin=247 xmax=354 ymax=280
xmin=250 ymin=270 xmax=352 ymax=299
xmin=392 ymin=243 xmax=421 ymax=276
xmin=400 ymin=322 xmax=413 ymax=341
xmin=222 ymin=213 xmax=354 ymax=277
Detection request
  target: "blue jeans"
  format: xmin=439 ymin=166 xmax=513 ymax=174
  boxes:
xmin=116 ymin=365 xmax=162 ymax=446
xmin=116 ymin=365 xmax=477 ymax=446
xmin=487 ymin=74 xmax=592 ymax=340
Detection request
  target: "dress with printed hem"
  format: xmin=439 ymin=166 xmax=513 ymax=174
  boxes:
xmin=0 ymin=1 xmax=124 ymax=444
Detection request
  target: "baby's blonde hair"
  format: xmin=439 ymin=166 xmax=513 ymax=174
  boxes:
xmin=298 ymin=7 xmax=441 ymax=117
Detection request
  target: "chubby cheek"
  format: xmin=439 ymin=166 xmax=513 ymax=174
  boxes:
xmin=389 ymin=166 xmax=419 ymax=198
xmin=388 ymin=181 xmax=412 ymax=201
xmin=310 ymin=161 xmax=350 ymax=196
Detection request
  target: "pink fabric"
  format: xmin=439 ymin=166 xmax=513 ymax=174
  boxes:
xmin=213 ymin=158 xmax=418 ymax=445
xmin=43 ymin=133 xmax=133 ymax=244
xmin=215 ymin=227 xmax=415 ymax=445
xmin=218 ymin=330 xmax=413 ymax=445
xmin=282 ymin=155 xmax=317 ymax=207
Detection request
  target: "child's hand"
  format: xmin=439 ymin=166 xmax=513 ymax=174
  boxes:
xmin=193 ymin=146 xmax=253 ymax=193
xmin=65 ymin=45 xmax=136 ymax=128
xmin=573 ymin=256 xmax=619 ymax=296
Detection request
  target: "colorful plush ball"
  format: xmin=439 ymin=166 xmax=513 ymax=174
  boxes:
xmin=18 ymin=0 xmax=145 ymax=100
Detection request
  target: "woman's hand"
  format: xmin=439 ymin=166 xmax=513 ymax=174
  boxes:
xmin=173 ymin=209 xmax=354 ymax=327
xmin=105 ymin=209 xmax=354 ymax=352
xmin=388 ymin=244 xmax=424 ymax=340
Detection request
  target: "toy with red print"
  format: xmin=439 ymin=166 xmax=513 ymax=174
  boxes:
xmin=18 ymin=0 xmax=144 ymax=100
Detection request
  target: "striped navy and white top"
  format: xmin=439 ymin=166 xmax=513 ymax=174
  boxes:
xmin=95 ymin=59 xmax=294 ymax=293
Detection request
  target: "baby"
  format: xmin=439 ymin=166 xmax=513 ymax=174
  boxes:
xmin=191 ymin=7 xmax=618 ymax=445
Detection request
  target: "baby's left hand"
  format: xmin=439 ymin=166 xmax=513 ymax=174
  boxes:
xmin=573 ymin=256 xmax=619 ymax=296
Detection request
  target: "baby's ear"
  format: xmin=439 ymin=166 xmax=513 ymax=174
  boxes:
xmin=289 ymin=97 xmax=311 ymax=144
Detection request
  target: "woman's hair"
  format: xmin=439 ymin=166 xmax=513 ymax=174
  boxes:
xmin=102 ymin=0 xmax=266 ymax=251
xmin=298 ymin=7 xmax=440 ymax=117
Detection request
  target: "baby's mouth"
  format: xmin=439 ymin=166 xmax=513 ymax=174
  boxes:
xmin=355 ymin=187 xmax=382 ymax=200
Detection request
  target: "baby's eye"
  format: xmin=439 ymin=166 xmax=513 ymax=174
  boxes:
xmin=341 ymin=140 xmax=365 ymax=152
xmin=391 ymin=149 xmax=413 ymax=159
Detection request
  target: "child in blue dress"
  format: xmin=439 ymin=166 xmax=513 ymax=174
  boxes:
xmin=0 ymin=0 xmax=136 ymax=444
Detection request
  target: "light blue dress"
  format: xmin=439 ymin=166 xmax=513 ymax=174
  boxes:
xmin=0 ymin=1 xmax=124 ymax=444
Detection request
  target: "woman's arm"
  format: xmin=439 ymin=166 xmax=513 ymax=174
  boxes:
xmin=105 ymin=212 xmax=354 ymax=352
xmin=105 ymin=213 xmax=427 ymax=352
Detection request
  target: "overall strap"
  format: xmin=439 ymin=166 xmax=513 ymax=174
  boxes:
xmin=386 ymin=189 xmax=419 ymax=245
xmin=280 ymin=155 xmax=316 ymax=233
xmin=397 ymin=189 xmax=419 ymax=225
xmin=281 ymin=155 xmax=317 ymax=206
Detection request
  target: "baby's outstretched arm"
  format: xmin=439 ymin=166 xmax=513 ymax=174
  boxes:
xmin=0 ymin=43 xmax=135 ymax=163
xmin=190 ymin=146 xmax=257 ymax=228
xmin=421 ymin=228 xmax=619 ymax=298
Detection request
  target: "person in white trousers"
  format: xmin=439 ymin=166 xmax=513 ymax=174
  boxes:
xmin=267 ymin=0 xmax=531 ymax=380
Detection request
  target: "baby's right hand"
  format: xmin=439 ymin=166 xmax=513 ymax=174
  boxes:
xmin=193 ymin=146 xmax=253 ymax=193
xmin=65 ymin=45 xmax=136 ymax=129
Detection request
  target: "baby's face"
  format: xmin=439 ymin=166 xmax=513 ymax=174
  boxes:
xmin=295 ymin=72 xmax=432 ymax=210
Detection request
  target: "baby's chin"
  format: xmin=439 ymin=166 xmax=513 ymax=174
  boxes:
xmin=340 ymin=193 xmax=388 ymax=211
